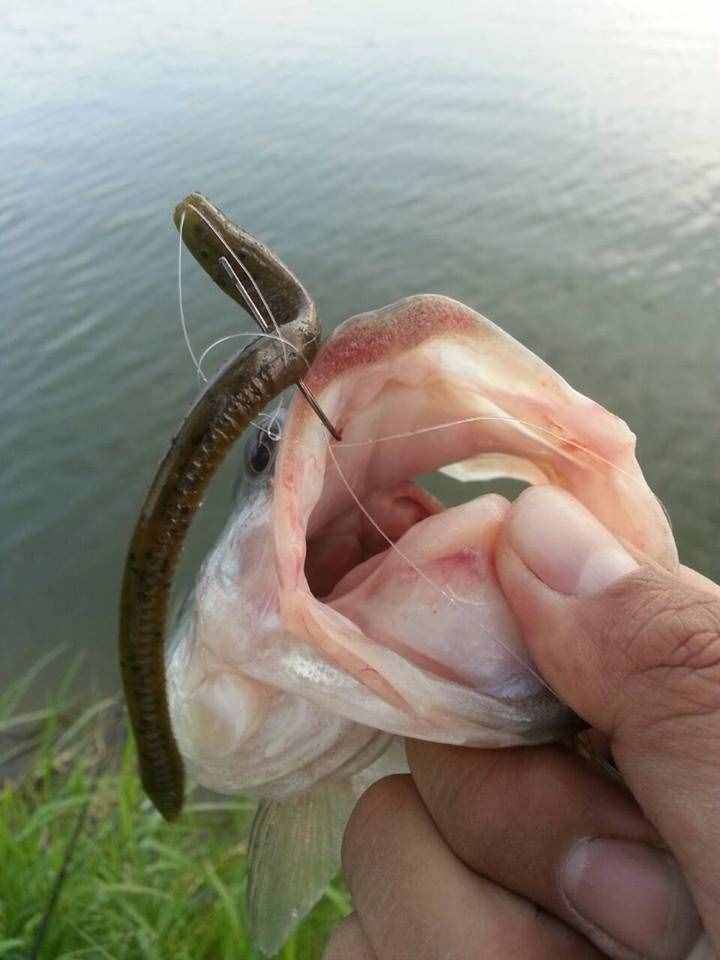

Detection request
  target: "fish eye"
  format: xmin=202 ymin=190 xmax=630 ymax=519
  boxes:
xmin=245 ymin=428 xmax=277 ymax=475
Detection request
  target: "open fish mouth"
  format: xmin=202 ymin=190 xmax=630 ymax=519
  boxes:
xmin=271 ymin=294 xmax=677 ymax=721
xmin=171 ymin=292 xmax=676 ymax=782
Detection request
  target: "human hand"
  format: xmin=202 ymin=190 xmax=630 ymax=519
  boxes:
xmin=325 ymin=487 xmax=719 ymax=960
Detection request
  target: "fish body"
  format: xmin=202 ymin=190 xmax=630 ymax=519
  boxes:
xmin=167 ymin=293 xmax=676 ymax=952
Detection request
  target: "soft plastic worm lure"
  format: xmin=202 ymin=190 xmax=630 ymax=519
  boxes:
xmin=119 ymin=194 xmax=327 ymax=820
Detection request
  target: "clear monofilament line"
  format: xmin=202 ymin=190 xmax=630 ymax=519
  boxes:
xmin=178 ymin=220 xmax=338 ymax=438
xmin=218 ymin=257 xmax=272 ymax=334
xmin=336 ymin=414 xmax=640 ymax=486
xmin=326 ymin=438 xmax=565 ymax=705
xmin=185 ymin=202 xmax=289 ymax=364
xmin=329 ymin=411 xmax=663 ymax=699
xmin=196 ymin=331 xmax=310 ymax=438
xmin=178 ymin=209 xmax=207 ymax=383
xmin=327 ymin=442 xmax=462 ymax=606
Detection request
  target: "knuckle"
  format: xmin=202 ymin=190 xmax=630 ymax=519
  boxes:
xmin=603 ymin=572 xmax=720 ymax=721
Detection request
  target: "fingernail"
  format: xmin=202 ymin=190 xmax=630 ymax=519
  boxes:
xmin=509 ymin=487 xmax=637 ymax=596
xmin=561 ymin=838 xmax=702 ymax=959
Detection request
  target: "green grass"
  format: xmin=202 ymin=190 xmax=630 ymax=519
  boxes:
xmin=0 ymin=656 xmax=350 ymax=959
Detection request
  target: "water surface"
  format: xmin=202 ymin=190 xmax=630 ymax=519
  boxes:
xmin=2 ymin=0 xmax=718 ymax=692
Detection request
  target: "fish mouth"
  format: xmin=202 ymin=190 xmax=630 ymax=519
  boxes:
xmin=281 ymin=295 xmax=558 ymax=607
xmin=273 ymin=295 xmax=565 ymax=698
xmin=303 ymin=474 xmax=517 ymax=693
xmin=272 ymin=293 xmax=675 ymax=708
xmin=164 ymin=293 xmax=674 ymax=780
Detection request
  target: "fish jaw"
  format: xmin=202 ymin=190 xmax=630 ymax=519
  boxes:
xmin=168 ymin=292 xmax=677 ymax=795
xmin=271 ymin=294 xmax=676 ymax=739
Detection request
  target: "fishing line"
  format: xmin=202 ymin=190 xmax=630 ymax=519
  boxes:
xmin=335 ymin=413 xmax=672 ymax=542
xmin=327 ymin=410 xmax=668 ymax=702
xmin=195 ymin=331 xmax=309 ymax=440
xmin=184 ymin=202 xmax=289 ymax=364
xmin=196 ymin=333 xmax=284 ymax=438
xmin=326 ymin=443 xmax=469 ymax=605
xmin=177 ymin=209 xmax=302 ymax=437
xmin=177 ymin=209 xmax=206 ymax=383
xmin=326 ymin=439 xmax=565 ymax=705
xmin=336 ymin=415 xmax=637 ymax=485
xmin=178 ymin=221 xmax=319 ymax=483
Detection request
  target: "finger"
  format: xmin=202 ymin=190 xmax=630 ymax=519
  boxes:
xmin=679 ymin=564 xmax=720 ymax=596
xmin=342 ymin=774 xmax=604 ymax=959
xmin=496 ymin=485 xmax=720 ymax=941
xmin=408 ymin=739 xmax=702 ymax=960
xmin=323 ymin=913 xmax=377 ymax=960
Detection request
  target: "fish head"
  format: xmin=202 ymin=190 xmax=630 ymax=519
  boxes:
xmin=168 ymin=294 xmax=677 ymax=796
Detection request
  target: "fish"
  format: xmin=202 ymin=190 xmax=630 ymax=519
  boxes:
xmin=121 ymin=196 xmax=678 ymax=955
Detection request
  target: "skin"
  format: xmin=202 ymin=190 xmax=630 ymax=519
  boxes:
xmin=331 ymin=487 xmax=719 ymax=959
xmin=119 ymin=194 xmax=319 ymax=820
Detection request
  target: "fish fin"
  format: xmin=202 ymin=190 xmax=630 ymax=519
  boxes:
xmin=439 ymin=452 xmax=548 ymax=485
xmin=247 ymin=782 xmax=356 ymax=956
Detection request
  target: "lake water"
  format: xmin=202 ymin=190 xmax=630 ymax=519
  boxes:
xmin=2 ymin=0 xmax=718 ymax=695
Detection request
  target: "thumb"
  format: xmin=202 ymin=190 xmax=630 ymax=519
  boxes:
xmin=496 ymin=486 xmax=720 ymax=945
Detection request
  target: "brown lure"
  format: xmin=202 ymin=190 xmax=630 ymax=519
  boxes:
xmin=119 ymin=194 xmax=320 ymax=820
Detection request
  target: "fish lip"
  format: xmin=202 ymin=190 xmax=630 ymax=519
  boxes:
xmin=174 ymin=191 xmax=316 ymax=334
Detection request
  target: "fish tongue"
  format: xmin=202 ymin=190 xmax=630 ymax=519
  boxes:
xmin=328 ymin=492 xmax=540 ymax=698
